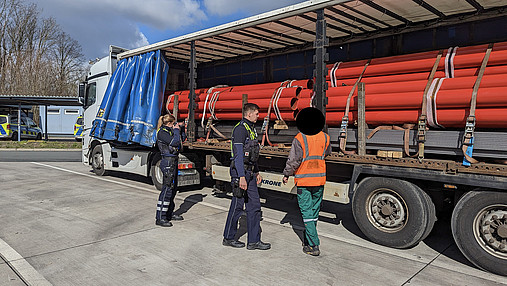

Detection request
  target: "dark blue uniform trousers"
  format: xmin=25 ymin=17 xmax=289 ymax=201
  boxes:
xmin=223 ymin=171 xmax=262 ymax=244
xmin=156 ymin=156 xmax=178 ymax=221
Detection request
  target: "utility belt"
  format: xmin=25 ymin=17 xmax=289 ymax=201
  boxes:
xmin=230 ymin=160 xmax=255 ymax=173
xmin=162 ymin=154 xmax=178 ymax=159
xmin=159 ymin=142 xmax=180 ymax=156
xmin=168 ymin=146 xmax=180 ymax=154
xmin=244 ymin=164 xmax=255 ymax=172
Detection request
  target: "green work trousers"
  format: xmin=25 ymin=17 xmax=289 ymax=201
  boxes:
xmin=297 ymin=185 xmax=324 ymax=247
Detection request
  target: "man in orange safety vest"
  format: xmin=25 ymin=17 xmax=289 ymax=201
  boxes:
xmin=282 ymin=107 xmax=331 ymax=256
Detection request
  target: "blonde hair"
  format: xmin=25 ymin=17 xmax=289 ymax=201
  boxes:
xmin=158 ymin=114 xmax=176 ymax=129
xmin=162 ymin=114 xmax=175 ymax=125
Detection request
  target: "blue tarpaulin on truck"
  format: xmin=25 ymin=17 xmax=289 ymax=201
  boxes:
xmin=91 ymin=50 xmax=169 ymax=146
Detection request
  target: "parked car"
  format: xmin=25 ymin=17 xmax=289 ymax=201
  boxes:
xmin=0 ymin=114 xmax=43 ymax=140
xmin=74 ymin=115 xmax=84 ymax=141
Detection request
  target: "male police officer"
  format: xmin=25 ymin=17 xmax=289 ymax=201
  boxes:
xmin=282 ymin=107 xmax=330 ymax=256
xmin=223 ymin=103 xmax=271 ymax=250
xmin=155 ymin=114 xmax=186 ymax=227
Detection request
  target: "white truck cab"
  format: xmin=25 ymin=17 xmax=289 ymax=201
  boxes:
xmin=79 ymin=46 xmax=199 ymax=189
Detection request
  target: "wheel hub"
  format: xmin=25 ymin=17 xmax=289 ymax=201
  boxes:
xmin=479 ymin=209 xmax=507 ymax=253
xmin=499 ymin=224 xmax=507 ymax=239
xmin=370 ymin=193 xmax=406 ymax=230
xmin=381 ymin=204 xmax=393 ymax=216
xmin=93 ymin=153 xmax=103 ymax=169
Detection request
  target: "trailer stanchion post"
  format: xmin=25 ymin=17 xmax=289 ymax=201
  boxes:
xmin=242 ymin=94 xmax=248 ymax=114
xmin=173 ymin=94 xmax=179 ymax=120
xmin=313 ymin=9 xmax=329 ymax=124
xmin=358 ymin=83 xmax=366 ymax=156
xmin=188 ymin=40 xmax=197 ymax=142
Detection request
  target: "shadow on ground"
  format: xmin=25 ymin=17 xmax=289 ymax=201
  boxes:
xmin=89 ymin=170 xmax=479 ymax=272
xmin=93 ymin=170 xmax=214 ymax=192
xmin=235 ymin=187 xmax=476 ymax=271
xmin=421 ymin=210 xmax=476 ymax=269
xmin=174 ymin=193 xmax=207 ymax=217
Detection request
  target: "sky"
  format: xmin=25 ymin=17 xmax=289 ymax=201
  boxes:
xmin=29 ymin=0 xmax=307 ymax=61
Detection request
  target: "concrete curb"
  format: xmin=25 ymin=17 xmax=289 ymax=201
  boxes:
xmin=0 ymin=238 xmax=52 ymax=286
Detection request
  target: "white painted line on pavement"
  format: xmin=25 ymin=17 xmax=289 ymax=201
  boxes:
xmin=33 ymin=163 xmax=230 ymax=212
xmin=0 ymin=238 xmax=52 ymax=286
xmin=32 ymin=162 xmax=160 ymax=194
xmin=31 ymin=162 xmax=507 ymax=284
xmin=33 ymin=163 xmax=428 ymax=264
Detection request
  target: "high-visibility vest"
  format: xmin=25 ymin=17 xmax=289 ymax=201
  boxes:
xmin=294 ymin=131 xmax=330 ymax=186
xmin=230 ymin=120 xmax=257 ymax=157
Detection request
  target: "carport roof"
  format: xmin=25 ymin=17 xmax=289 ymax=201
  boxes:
xmin=118 ymin=0 xmax=507 ymax=62
xmin=0 ymin=94 xmax=81 ymax=106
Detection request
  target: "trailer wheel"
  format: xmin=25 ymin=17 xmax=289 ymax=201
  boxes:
xmin=91 ymin=145 xmax=107 ymax=176
xmin=150 ymin=154 xmax=163 ymax=191
xmin=451 ymin=191 xmax=507 ymax=276
xmin=352 ymin=177 xmax=435 ymax=249
xmin=420 ymin=190 xmax=437 ymax=241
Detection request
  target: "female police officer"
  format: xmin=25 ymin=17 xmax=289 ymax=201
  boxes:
xmin=155 ymin=114 xmax=186 ymax=227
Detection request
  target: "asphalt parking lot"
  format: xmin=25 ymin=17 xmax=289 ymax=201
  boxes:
xmin=1 ymin=161 xmax=506 ymax=286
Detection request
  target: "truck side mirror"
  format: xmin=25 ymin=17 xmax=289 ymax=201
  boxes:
xmin=78 ymin=82 xmax=86 ymax=107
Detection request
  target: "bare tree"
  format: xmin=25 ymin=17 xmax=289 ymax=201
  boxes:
xmin=5 ymin=1 xmax=38 ymax=94
xmin=53 ymin=31 xmax=84 ymax=96
xmin=0 ymin=0 xmax=87 ymax=124
xmin=0 ymin=0 xmax=85 ymax=97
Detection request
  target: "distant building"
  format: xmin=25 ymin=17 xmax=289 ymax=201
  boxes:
xmin=39 ymin=106 xmax=83 ymax=135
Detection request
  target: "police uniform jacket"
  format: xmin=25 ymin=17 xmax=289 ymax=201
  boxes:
xmin=230 ymin=118 xmax=259 ymax=178
xmin=157 ymin=125 xmax=186 ymax=157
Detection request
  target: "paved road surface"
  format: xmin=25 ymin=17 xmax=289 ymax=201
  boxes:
xmin=0 ymin=162 xmax=506 ymax=285
xmin=0 ymin=150 xmax=81 ymax=162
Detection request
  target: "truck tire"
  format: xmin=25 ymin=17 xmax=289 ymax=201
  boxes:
xmin=420 ymin=190 xmax=437 ymax=241
xmin=91 ymin=145 xmax=107 ymax=176
xmin=150 ymin=154 xmax=163 ymax=191
xmin=352 ymin=177 xmax=435 ymax=249
xmin=451 ymin=191 xmax=507 ymax=276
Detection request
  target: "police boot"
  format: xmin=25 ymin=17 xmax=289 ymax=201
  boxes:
xmin=247 ymin=240 xmax=271 ymax=250
xmin=171 ymin=214 xmax=184 ymax=221
xmin=155 ymin=219 xmax=173 ymax=227
xmin=222 ymin=238 xmax=245 ymax=248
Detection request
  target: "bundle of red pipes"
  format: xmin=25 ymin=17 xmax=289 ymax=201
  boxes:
xmin=167 ymin=41 xmax=507 ymax=129
xmin=166 ymin=80 xmax=312 ymax=126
